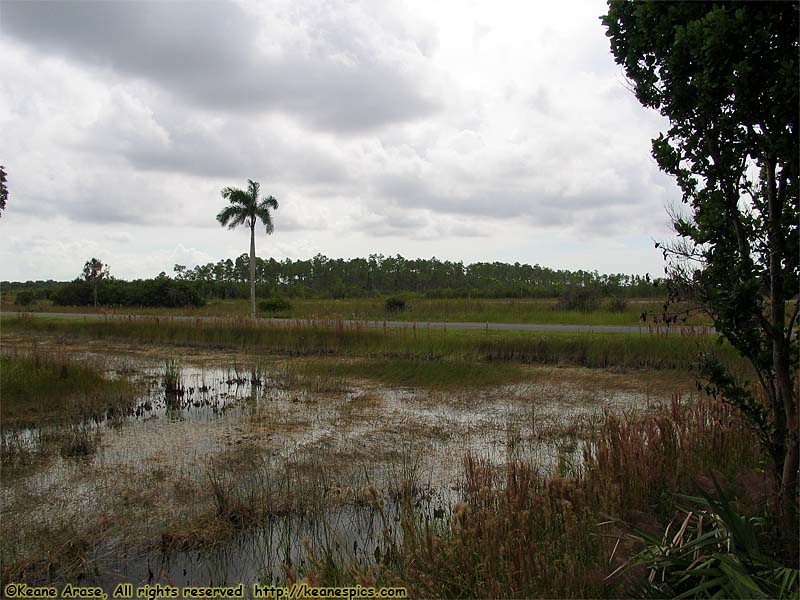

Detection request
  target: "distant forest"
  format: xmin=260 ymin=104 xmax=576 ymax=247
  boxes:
xmin=4 ymin=254 xmax=663 ymax=308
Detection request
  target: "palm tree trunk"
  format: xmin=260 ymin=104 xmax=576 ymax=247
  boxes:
xmin=250 ymin=221 xmax=256 ymax=318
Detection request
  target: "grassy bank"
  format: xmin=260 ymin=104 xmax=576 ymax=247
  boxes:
xmin=3 ymin=296 xmax=711 ymax=327
xmin=298 ymin=357 xmax=529 ymax=389
xmin=2 ymin=315 xmax=739 ymax=371
xmin=1 ymin=351 xmax=135 ymax=429
xmin=0 ymin=350 xmax=138 ymax=477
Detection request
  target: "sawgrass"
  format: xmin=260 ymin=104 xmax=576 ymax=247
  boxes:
xmin=298 ymin=357 xmax=528 ymax=389
xmin=0 ymin=351 xmax=135 ymax=429
xmin=301 ymin=396 xmax=772 ymax=598
xmin=1 ymin=315 xmax=741 ymax=372
xmin=6 ymin=296 xmax=711 ymax=326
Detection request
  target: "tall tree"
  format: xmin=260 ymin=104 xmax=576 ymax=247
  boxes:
xmin=216 ymin=180 xmax=279 ymax=318
xmin=82 ymin=258 xmax=110 ymax=308
xmin=602 ymin=1 xmax=799 ymax=536
xmin=0 ymin=165 xmax=8 ymax=218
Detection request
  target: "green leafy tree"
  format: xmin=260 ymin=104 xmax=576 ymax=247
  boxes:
xmin=0 ymin=165 xmax=8 ymax=218
xmin=82 ymin=258 xmax=110 ymax=308
xmin=602 ymin=1 xmax=798 ymax=536
xmin=216 ymin=180 xmax=279 ymax=318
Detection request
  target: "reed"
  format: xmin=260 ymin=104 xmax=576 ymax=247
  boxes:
xmin=0 ymin=350 xmax=136 ymax=428
xmin=2 ymin=315 xmax=746 ymax=372
xmin=12 ymin=296 xmax=712 ymax=327
xmin=303 ymin=396 xmax=769 ymax=598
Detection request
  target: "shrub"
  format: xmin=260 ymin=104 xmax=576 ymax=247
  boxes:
xmin=15 ymin=291 xmax=34 ymax=306
xmin=259 ymin=297 xmax=292 ymax=313
xmin=52 ymin=278 xmax=205 ymax=308
xmin=607 ymin=296 xmax=628 ymax=313
xmin=385 ymin=297 xmax=406 ymax=312
xmin=554 ymin=287 xmax=602 ymax=312
xmin=52 ymin=281 xmax=93 ymax=306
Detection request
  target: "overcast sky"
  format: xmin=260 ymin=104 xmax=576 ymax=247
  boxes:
xmin=0 ymin=0 xmax=679 ymax=281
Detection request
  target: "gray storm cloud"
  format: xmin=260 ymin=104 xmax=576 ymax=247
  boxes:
xmin=0 ymin=0 xmax=678 ymax=281
xmin=2 ymin=0 xmax=440 ymax=132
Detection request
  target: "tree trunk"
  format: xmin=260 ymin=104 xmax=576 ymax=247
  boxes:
xmin=766 ymin=159 xmax=798 ymax=538
xmin=250 ymin=221 xmax=256 ymax=319
xmin=778 ymin=346 xmax=798 ymax=541
xmin=93 ymin=282 xmax=98 ymax=308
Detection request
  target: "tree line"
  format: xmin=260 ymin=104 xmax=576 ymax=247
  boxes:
xmin=4 ymin=255 xmax=662 ymax=307
xmin=172 ymin=253 xmax=662 ymax=300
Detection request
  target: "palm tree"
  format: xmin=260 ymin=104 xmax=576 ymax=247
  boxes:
xmin=216 ymin=180 xmax=279 ymax=318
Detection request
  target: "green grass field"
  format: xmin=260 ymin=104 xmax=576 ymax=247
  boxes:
xmin=2 ymin=295 xmax=711 ymax=327
xmin=1 ymin=314 xmax=740 ymax=372
xmin=0 ymin=352 xmax=136 ymax=429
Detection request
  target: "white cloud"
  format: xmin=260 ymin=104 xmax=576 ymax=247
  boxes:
xmin=0 ymin=0 xmax=678 ymax=280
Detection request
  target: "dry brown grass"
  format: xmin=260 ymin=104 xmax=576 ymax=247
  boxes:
xmin=586 ymin=394 xmax=763 ymax=523
xmin=311 ymin=395 xmax=767 ymax=598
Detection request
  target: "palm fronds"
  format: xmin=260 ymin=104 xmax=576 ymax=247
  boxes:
xmin=217 ymin=181 xmax=278 ymax=233
xmin=216 ymin=204 xmax=248 ymax=229
xmin=256 ymin=196 xmax=279 ymax=234
xmin=615 ymin=476 xmax=799 ymax=599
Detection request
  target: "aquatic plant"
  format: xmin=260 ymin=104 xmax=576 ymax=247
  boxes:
xmin=163 ymin=358 xmax=183 ymax=394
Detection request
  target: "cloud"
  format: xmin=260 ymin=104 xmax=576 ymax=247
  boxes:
xmin=364 ymin=127 xmax=671 ymax=237
xmin=104 ymin=231 xmax=133 ymax=244
xmin=2 ymin=0 xmax=442 ymax=132
xmin=351 ymin=206 xmax=492 ymax=240
xmin=0 ymin=0 xmax=681 ymax=280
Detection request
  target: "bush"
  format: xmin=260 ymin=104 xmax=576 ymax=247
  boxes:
xmin=52 ymin=281 xmax=93 ymax=306
xmin=607 ymin=296 xmax=628 ymax=313
xmin=259 ymin=297 xmax=292 ymax=313
xmin=554 ymin=287 xmax=602 ymax=312
xmin=15 ymin=291 xmax=34 ymax=306
xmin=385 ymin=297 xmax=406 ymax=312
xmin=52 ymin=278 xmax=205 ymax=308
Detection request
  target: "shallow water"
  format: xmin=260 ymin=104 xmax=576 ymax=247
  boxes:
xmin=2 ymin=353 xmax=689 ymax=589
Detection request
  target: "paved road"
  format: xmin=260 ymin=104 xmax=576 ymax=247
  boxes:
xmin=0 ymin=311 xmax=714 ymax=335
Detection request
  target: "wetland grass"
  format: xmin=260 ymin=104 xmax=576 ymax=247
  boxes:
xmin=162 ymin=358 xmax=183 ymax=394
xmin=2 ymin=315 xmax=745 ymax=372
xmin=8 ymin=296 xmax=711 ymax=327
xmin=53 ymin=422 xmax=101 ymax=457
xmin=119 ymin=379 xmax=768 ymax=597
xmin=0 ymin=320 xmax=778 ymax=595
xmin=0 ymin=350 xmax=139 ymax=477
xmin=299 ymin=397 xmax=770 ymax=598
xmin=0 ymin=351 xmax=135 ymax=428
xmin=298 ymin=358 xmax=527 ymax=389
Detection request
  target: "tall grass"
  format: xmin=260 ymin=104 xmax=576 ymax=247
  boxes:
xmin=302 ymin=397 xmax=771 ymax=598
xmin=9 ymin=296 xmax=712 ymax=326
xmin=2 ymin=316 xmax=745 ymax=372
xmin=0 ymin=350 xmax=137 ymax=477
xmin=0 ymin=351 xmax=135 ymax=428
xmin=585 ymin=395 xmax=765 ymax=522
